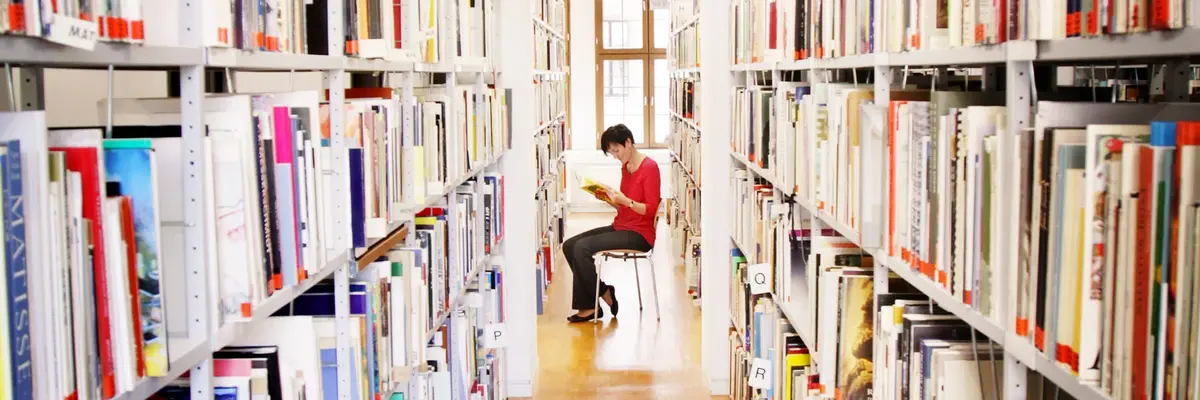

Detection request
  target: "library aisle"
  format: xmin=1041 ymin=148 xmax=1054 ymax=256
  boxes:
xmin=530 ymin=213 xmax=719 ymax=399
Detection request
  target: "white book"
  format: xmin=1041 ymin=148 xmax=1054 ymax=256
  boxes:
xmin=232 ymin=316 xmax=322 ymax=399
xmin=102 ymin=198 xmax=135 ymax=392
xmin=209 ymin=123 xmax=256 ymax=320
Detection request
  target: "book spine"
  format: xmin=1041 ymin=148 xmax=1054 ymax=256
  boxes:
xmin=3 ymin=142 xmax=32 ymax=399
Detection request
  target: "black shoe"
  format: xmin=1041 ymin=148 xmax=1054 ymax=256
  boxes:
xmin=606 ymin=284 xmax=620 ymax=316
xmin=567 ymin=307 xmax=604 ymax=323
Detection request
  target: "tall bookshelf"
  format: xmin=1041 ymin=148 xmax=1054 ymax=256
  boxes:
xmin=667 ymin=0 xmax=702 ymax=305
xmin=532 ymin=0 xmax=568 ymax=316
xmin=686 ymin=0 xmax=1200 ymax=398
xmin=0 ymin=0 xmax=534 ymax=399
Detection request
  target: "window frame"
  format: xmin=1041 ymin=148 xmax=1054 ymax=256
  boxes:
xmin=594 ymin=0 xmax=667 ymax=149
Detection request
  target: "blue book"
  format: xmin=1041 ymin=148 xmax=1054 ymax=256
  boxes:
xmin=320 ymin=346 xmax=361 ymax=400
xmin=321 ymin=348 xmax=339 ymax=400
xmin=3 ymin=141 xmax=32 ymax=399
xmin=103 ymin=139 xmax=170 ymax=376
xmin=214 ymin=387 xmax=238 ymax=400
xmin=275 ymin=282 xmax=369 ymax=316
xmin=535 ymin=268 xmax=544 ymax=315
xmin=349 ymin=148 xmax=366 ymax=248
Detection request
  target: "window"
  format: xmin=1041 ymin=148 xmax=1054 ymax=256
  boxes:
xmin=596 ymin=0 xmax=667 ymax=149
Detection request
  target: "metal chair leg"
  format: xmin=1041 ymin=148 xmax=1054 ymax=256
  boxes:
xmin=592 ymin=255 xmax=604 ymax=324
xmin=633 ymin=257 xmax=644 ymax=311
xmin=648 ymin=254 xmax=660 ymax=321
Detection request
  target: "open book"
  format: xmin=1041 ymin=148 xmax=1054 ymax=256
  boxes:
xmin=575 ymin=171 xmax=618 ymax=206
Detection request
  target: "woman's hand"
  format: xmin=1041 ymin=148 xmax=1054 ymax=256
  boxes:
xmin=610 ymin=192 xmax=631 ymax=207
xmin=591 ymin=187 xmax=614 ymax=203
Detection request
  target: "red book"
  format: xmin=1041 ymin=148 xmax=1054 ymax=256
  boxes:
xmin=116 ymin=197 xmax=146 ymax=379
xmin=1133 ymin=145 xmax=1154 ymax=400
xmin=392 ymin=0 xmax=403 ymax=49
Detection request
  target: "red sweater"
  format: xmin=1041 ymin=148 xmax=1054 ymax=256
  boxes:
xmin=612 ymin=157 xmax=661 ymax=246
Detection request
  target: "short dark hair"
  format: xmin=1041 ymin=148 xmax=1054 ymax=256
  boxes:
xmin=600 ymin=124 xmax=635 ymax=154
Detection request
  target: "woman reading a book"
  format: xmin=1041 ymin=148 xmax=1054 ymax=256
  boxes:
xmin=563 ymin=124 xmax=661 ymax=323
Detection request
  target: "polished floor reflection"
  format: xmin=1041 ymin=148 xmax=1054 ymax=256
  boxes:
xmin=529 ymin=213 xmax=719 ymax=399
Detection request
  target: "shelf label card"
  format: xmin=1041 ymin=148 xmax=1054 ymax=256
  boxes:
xmin=485 ymin=323 xmax=508 ymax=348
xmin=748 ymin=263 xmax=771 ymax=295
xmin=748 ymin=358 xmax=771 ymax=388
xmin=46 ymin=14 xmax=99 ymax=51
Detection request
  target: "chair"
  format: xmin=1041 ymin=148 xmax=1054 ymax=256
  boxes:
xmin=591 ymin=231 xmax=661 ymax=322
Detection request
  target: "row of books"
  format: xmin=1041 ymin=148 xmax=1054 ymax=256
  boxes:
xmin=729 ymin=204 xmax=1016 ymax=400
xmin=669 ymin=119 xmax=700 ymax=192
xmin=153 ymin=160 xmax=507 ymax=399
xmin=343 ymin=84 xmax=509 ymax=211
xmin=532 ymin=9 xmax=567 ymax=315
xmin=535 ymin=80 xmax=566 ymax=129
xmin=669 ymin=0 xmax=700 ymax=69
xmin=536 ymin=119 xmax=566 ymax=186
xmin=753 ymin=78 xmax=1011 ymax=385
xmin=669 ymin=117 xmax=699 ymax=189
xmin=729 ymin=0 xmax=1197 ymax=65
xmin=0 ymin=0 xmax=497 ymax=64
xmin=1009 ymin=107 xmax=1200 ymax=400
xmin=745 ymin=69 xmax=1200 ymax=398
xmin=534 ymin=130 xmax=563 ymax=306
xmin=209 ymin=0 xmax=494 ymax=62
xmin=534 ymin=18 xmax=566 ymax=72
xmin=532 ymin=0 xmax=565 ymax=38
xmin=670 ymin=78 xmax=700 ymax=121
xmin=668 ymin=160 xmax=701 ymax=301
xmin=670 ymin=22 xmax=700 ymax=69
xmin=534 ymin=186 xmax=559 ymax=317
xmin=667 ymin=69 xmax=701 ymax=303
xmin=156 ymin=257 xmax=508 ymax=400
xmin=0 ymin=0 xmax=146 ymax=43
xmin=0 ymin=80 xmax=509 ymax=398
xmin=731 ymin=85 xmax=781 ymax=178
xmin=669 ymin=159 xmax=700 ymax=237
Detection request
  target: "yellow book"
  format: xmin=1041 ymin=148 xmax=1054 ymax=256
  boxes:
xmin=575 ymin=172 xmax=617 ymax=206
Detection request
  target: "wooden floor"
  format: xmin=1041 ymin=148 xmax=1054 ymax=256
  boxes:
xmin=525 ymin=213 xmax=722 ymax=399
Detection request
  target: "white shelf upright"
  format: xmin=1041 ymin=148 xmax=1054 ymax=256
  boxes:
xmin=179 ymin=0 xmax=212 ymax=397
xmin=498 ymin=0 xmax=537 ymax=396
xmin=697 ymin=0 xmax=733 ymax=394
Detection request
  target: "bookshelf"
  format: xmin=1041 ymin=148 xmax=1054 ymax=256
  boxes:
xmin=667 ymin=1 xmax=702 ymax=305
xmin=532 ymin=0 xmax=568 ymax=316
xmin=686 ymin=0 xmax=1200 ymax=398
xmin=0 ymin=0 xmax=538 ymax=399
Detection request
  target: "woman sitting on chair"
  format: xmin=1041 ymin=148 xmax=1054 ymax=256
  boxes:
xmin=563 ymin=124 xmax=661 ymax=323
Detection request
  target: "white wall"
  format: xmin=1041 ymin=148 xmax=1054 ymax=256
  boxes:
xmin=565 ymin=149 xmax=672 ymax=212
xmin=565 ymin=0 xmax=678 ymax=210
xmin=42 ymin=70 xmax=324 ymax=127
xmin=569 ymin=0 xmax=597 ymax=151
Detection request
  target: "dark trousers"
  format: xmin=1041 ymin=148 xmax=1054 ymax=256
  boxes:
xmin=562 ymin=225 xmax=652 ymax=310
